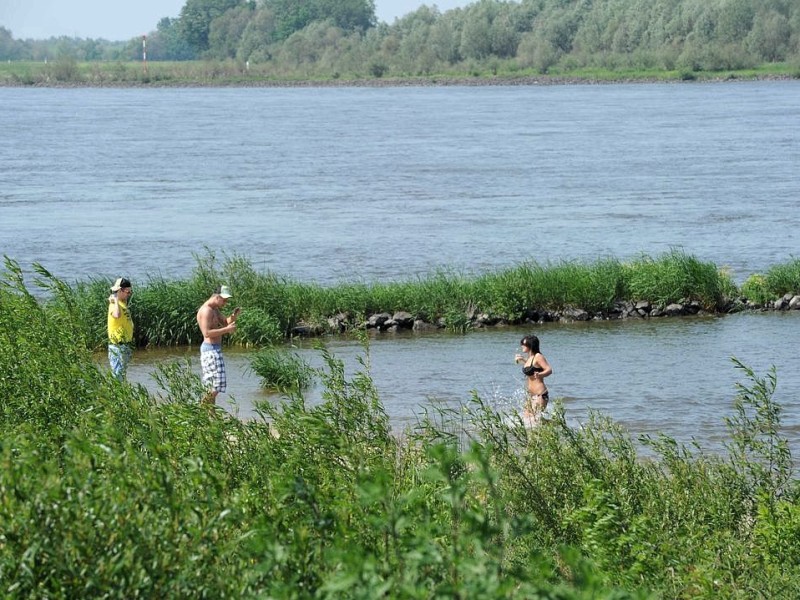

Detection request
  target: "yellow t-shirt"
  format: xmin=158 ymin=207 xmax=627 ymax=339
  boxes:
xmin=108 ymin=299 xmax=134 ymax=344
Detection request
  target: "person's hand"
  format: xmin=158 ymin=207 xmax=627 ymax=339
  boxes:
xmin=108 ymin=295 xmax=116 ymax=304
xmin=514 ymin=353 xmax=524 ymax=363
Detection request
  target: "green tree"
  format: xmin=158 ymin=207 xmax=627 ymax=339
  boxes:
xmin=237 ymin=8 xmax=279 ymax=62
xmin=460 ymin=2 xmax=493 ymax=59
xmin=316 ymin=0 xmax=376 ymax=31
xmin=208 ymin=4 xmax=255 ymax=59
xmin=179 ymin=0 xmax=244 ymax=53
xmin=747 ymin=9 xmax=791 ymax=61
xmin=391 ymin=6 xmax=439 ymax=73
xmin=0 ymin=26 xmax=17 ymax=60
xmin=429 ymin=13 xmax=463 ymax=64
xmin=717 ymin=0 xmax=755 ymax=43
xmin=264 ymin=0 xmax=375 ymax=41
xmin=144 ymin=18 xmax=196 ymax=60
xmin=517 ymin=30 xmax=561 ymax=73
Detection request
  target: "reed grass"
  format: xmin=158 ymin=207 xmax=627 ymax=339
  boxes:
xmin=30 ymin=249 xmax=775 ymax=349
xmin=621 ymin=250 xmax=733 ymax=310
xmin=741 ymin=273 xmax=773 ymax=305
xmin=764 ymin=258 xmax=800 ymax=298
xmin=249 ymin=347 xmax=314 ymax=391
xmin=739 ymin=258 xmax=800 ymax=306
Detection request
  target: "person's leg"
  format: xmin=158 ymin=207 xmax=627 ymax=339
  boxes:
xmin=119 ymin=345 xmax=132 ymax=380
xmin=108 ymin=344 xmax=130 ymax=381
xmin=200 ymin=349 xmax=216 ymax=403
xmin=523 ymin=393 xmax=549 ymax=427
xmin=201 ymin=347 xmax=226 ymax=404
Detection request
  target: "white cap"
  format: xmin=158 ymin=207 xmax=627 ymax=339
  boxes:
xmin=218 ymin=285 xmax=233 ymax=298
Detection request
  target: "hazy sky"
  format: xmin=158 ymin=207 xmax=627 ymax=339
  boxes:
xmin=0 ymin=0 xmax=473 ymax=40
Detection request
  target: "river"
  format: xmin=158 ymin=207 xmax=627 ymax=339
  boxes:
xmin=3 ymin=80 xmax=799 ymax=451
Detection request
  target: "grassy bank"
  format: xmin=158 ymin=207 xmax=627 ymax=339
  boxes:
xmin=2 ymin=260 xmax=800 ymax=597
xmin=14 ymin=251 xmax=800 ymax=350
xmin=1 ymin=59 xmax=798 ymax=87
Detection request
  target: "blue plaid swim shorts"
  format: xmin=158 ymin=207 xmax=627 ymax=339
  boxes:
xmin=200 ymin=343 xmax=227 ymax=393
xmin=108 ymin=343 xmax=133 ymax=381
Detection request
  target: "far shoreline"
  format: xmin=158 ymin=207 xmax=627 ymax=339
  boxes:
xmin=1 ymin=72 xmax=796 ymax=89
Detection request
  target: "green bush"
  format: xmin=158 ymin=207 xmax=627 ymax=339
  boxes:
xmin=232 ymin=307 xmax=283 ymax=346
xmin=249 ymin=347 xmax=314 ymax=391
xmin=741 ymin=273 xmax=772 ymax=305
xmin=765 ymin=258 xmax=800 ymax=298
xmin=622 ymin=250 xmax=730 ymax=310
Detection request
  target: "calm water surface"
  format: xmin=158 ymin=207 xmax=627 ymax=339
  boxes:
xmin=2 ymin=81 xmax=798 ymax=283
xmin=121 ymin=311 xmax=800 ymax=454
xmin=4 ymin=81 xmax=799 ymax=451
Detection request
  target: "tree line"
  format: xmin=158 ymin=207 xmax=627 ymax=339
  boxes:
xmin=2 ymin=0 xmax=799 ymax=77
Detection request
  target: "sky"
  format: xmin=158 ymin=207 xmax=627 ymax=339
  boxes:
xmin=0 ymin=0 xmax=473 ymax=41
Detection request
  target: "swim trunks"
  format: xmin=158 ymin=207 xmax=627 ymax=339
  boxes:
xmin=200 ymin=342 xmax=227 ymax=393
xmin=108 ymin=343 xmax=132 ymax=381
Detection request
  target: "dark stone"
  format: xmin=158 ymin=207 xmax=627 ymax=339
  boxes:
xmin=291 ymin=323 xmax=316 ymax=337
xmin=664 ymin=303 xmax=685 ymax=316
xmin=686 ymin=300 xmax=702 ymax=314
xmin=413 ymin=319 xmax=438 ymax=331
xmin=562 ymin=307 xmax=589 ymax=321
xmin=392 ymin=311 xmax=414 ymax=327
xmin=476 ymin=312 xmax=499 ymax=326
xmin=367 ymin=312 xmax=392 ymax=328
xmin=327 ymin=312 xmax=350 ymax=332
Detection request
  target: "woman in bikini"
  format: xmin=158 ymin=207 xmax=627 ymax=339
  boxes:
xmin=514 ymin=334 xmax=553 ymax=419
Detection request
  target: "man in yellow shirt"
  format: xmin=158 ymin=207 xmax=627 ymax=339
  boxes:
xmin=108 ymin=277 xmax=134 ymax=380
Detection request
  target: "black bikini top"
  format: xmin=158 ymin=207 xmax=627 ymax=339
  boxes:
xmin=522 ymin=363 xmax=544 ymax=376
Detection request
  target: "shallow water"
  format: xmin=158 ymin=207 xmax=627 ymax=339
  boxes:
xmin=120 ymin=311 xmax=800 ymax=454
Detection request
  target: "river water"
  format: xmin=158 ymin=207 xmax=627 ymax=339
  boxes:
xmin=2 ymin=81 xmax=799 ymax=451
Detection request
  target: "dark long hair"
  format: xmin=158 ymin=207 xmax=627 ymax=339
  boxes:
xmin=520 ymin=334 xmax=540 ymax=355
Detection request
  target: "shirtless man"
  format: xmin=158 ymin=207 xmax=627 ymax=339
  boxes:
xmin=196 ymin=285 xmax=240 ymax=404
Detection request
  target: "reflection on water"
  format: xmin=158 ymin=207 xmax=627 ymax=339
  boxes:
xmin=117 ymin=311 xmax=800 ymax=455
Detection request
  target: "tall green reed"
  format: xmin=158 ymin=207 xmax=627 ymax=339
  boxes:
xmin=249 ymin=347 xmax=314 ymax=391
xmin=743 ymin=258 xmax=800 ymax=304
xmin=36 ymin=250 xmax=744 ymax=349
xmin=764 ymin=258 xmax=800 ymax=296
xmin=621 ymin=249 xmax=732 ymax=310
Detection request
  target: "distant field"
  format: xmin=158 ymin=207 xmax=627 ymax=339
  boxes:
xmin=1 ymin=59 xmax=797 ymax=87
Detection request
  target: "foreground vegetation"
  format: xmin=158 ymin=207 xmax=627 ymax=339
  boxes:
xmin=2 ymin=257 xmax=800 ymax=597
xmin=2 ymin=0 xmax=799 ymax=85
